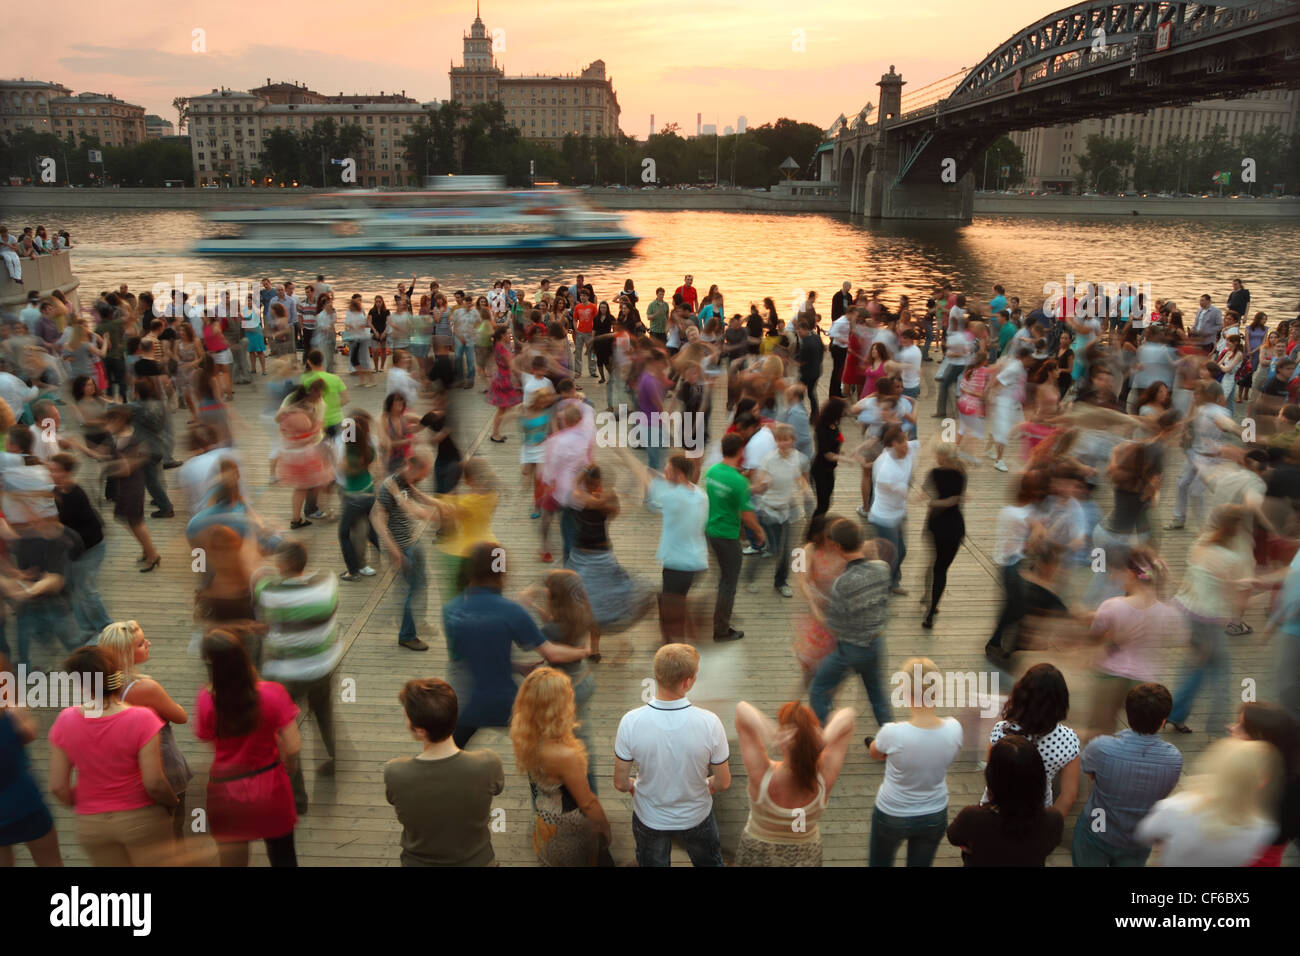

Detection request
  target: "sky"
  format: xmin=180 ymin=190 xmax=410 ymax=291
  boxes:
xmin=7 ymin=0 xmax=1065 ymax=136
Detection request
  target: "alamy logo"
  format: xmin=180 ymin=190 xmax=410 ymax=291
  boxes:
xmin=0 ymin=668 xmax=105 ymax=710
xmin=151 ymin=274 xmax=253 ymax=319
xmin=595 ymin=405 xmax=706 ymax=458
xmin=889 ymin=663 xmax=1001 ymax=717
xmin=49 ymin=886 xmax=152 ymax=936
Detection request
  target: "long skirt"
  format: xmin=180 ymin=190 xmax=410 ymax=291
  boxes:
xmin=564 ymin=547 xmax=652 ymax=631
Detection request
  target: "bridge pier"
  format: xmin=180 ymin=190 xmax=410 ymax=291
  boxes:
xmin=869 ymin=173 xmax=975 ymax=221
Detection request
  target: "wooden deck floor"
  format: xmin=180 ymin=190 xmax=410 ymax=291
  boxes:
xmin=11 ymin=363 xmax=1285 ymax=866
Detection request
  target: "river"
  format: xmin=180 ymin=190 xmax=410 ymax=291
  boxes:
xmin=10 ymin=206 xmax=1299 ymax=319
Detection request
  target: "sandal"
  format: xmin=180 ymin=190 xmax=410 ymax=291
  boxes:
xmin=1167 ymin=722 xmax=1193 ymax=734
xmin=1225 ymin=621 xmax=1253 ymax=636
xmin=489 ymin=435 xmax=507 ymax=443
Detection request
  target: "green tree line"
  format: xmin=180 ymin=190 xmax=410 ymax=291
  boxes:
xmin=0 ymin=128 xmax=192 ymax=185
xmin=1074 ymin=126 xmax=1300 ymax=194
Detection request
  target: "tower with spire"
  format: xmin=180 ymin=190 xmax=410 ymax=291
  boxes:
xmin=449 ymin=2 xmax=503 ymax=103
xmin=447 ymin=3 xmax=622 ymax=147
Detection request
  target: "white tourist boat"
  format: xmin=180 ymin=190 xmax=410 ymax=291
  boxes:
xmin=194 ymin=176 xmax=641 ymax=257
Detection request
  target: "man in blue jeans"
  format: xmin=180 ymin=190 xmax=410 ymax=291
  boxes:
xmin=614 ymin=643 xmax=731 ymax=866
xmin=372 ymin=450 xmax=440 ymax=651
xmin=1073 ymin=683 xmax=1182 ymax=866
xmin=809 ymin=518 xmax=894 ymax=730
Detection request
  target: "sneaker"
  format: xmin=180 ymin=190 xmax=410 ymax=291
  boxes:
xmin=994 ymin=459 xmax=1008 ymax=472
xmin=359 ymin=566 xmax=376 ymax=576
xmin=777 ymin=585 xmax=794 ymax=598
xmin=987 ymin=446 xmax=998 ymax=460
xmin=399 ymin=638 xmax=430 ymax=651
xmin=530 ymin=510 xmax=541 ymax=519
xmin=713 ymin=628 xmax=745 ymax=642
xmin=150 ymin=509 xmax=175 ymax=518
xmin=340 ymin=572 xmax=362 ymax=582
xmin=1164 ymin=520 xmax=1185 ymax=530
xmin=856 ymin=506 xmax=870 ymax=517
xmin=307 ymin=510 xmax=326 ymax=520
xmin=891 ymin=586 xmax=909 ymax=596
xmin=742 ymin=544 xmax=760 ymax=556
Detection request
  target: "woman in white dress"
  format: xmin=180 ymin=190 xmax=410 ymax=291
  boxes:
xmin=343 ymin=293 xmax=375 ymax=388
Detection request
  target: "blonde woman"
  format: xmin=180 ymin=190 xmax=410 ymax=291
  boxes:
xmin=97 ymin=621 xmax=193 ymax=839
xmin=519 ymin=569 xmax=601 ymax=787
xmin=1167 ymin=504 xmax=1255 ymax=734
xmin=509 ymin=667 xmax=611 ymax=866
xmin=1136 ymin=737 xmax=1280 ymax=865
xmin=921 ymin=442 xmax=966 ymax=629
xmin=868 ymin=657 xmax=964 ymax=866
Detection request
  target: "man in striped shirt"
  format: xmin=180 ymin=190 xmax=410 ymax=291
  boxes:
xmin=254 ymin=540 xmax=343 ymax=813
xmin=808 ymin=517 xmax=895 ymax=730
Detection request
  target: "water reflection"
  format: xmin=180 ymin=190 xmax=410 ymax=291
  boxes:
xmin=17 ymin=206 xmax=1299 ymax=317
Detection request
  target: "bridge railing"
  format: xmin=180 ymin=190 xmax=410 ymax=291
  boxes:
xmin=906 ymin=0 xmax=1295 ymax=120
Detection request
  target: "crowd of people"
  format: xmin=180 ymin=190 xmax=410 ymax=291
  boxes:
xmin=1 ymin=249 xmax=1298 ymax=868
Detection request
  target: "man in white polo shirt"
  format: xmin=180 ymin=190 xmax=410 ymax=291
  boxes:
xmin=613 ymin=643 xmax=731 ymax=866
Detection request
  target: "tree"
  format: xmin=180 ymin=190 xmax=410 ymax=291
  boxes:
xmin=1237 ymin=126 xmax=1287 ymax=194
xmin=975 ymin=136 xmax=1025 ymax=189
xmin=401 ymin=109 xmax=441 ymax=180
xmin=748 ymin=118 xmax=824 ymax=184
xmin=1074 ymin=134 xmax=1135 ymax=191
xmin=262 ymin=129 xmax=306 ymax=186
xmin=172 ymin=97 xmax=189 ymax=135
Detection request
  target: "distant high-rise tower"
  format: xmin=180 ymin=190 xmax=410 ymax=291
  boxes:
xmin=650 ymin=113 xmax=654 ymax=138
xmin=697 ymin=113 xmax=702 ymax=137
xmin=737 ymin=115 xmax=747 ymax=133
xmin=724 ymin=125 xmax=734 ymax=136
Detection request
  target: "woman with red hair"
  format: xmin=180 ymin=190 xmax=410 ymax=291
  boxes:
xmin=732 ymin=700 xmax=855 ymax=866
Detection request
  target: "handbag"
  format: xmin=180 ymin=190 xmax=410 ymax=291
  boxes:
xmin=93 ymin=360 xmax=108 ymax=393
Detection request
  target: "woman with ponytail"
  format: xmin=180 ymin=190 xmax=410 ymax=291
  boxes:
xmin=732 ymin=699 xmax=855 ymax=866
xmin=97 ymin=621 xmax=193 ymax=840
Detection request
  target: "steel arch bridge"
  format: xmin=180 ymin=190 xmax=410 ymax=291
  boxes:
xmin=945 ymin=0 xmax=1296 ymax=106
xmin=833 ymin=0 xmax=1300 ymax=216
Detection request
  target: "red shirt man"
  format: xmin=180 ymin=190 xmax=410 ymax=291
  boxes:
xmin=573 ymin=300 xmax=597 ymax=335
xmin=675 ymin=275 xmax=698 ymax=312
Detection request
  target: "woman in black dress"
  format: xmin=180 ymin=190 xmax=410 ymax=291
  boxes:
xmin=101 ymin=405 xmax=161 ymax=571
xmin=368 ymin=295 xmax=391 ymax=371
xmin=810 ymin=397 xmax=847 ymax=517
xmin=922 ymin=442 xmax=967 ymax=629
xmin=592 ymin=301 xmax=615 ymax=385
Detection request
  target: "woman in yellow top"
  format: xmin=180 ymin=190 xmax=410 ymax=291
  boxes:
xmin=434 ymin=457 xmax=500 ymax=600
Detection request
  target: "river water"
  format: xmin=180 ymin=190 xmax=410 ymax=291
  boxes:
xmin=10 ymin=206 xmax=1299 ymax=319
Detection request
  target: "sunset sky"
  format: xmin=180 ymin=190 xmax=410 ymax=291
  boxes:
xmin=11 ymin=0 xmax=1063 ymax=135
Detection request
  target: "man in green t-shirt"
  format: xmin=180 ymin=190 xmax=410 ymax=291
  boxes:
xmin=647 ymin=287 xmax=669 ymax=342
xmin=704 ymin=433 xmax=766 ymax=642
xmin=301 ymin=348 xmax=349 ymax=436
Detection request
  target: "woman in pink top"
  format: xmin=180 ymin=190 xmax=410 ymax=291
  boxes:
xmin=202 ymin=313 xmax=234 ymax=402
xmin=861 ymin=343 xmax=890 ymax=402
xmin=196 ymin=629 xmax=301 ymax=867
xmin=47 ymin=646 xmax=177 ymax=866
xmin=1085 ymin=550 xmax=1186 ymax=741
